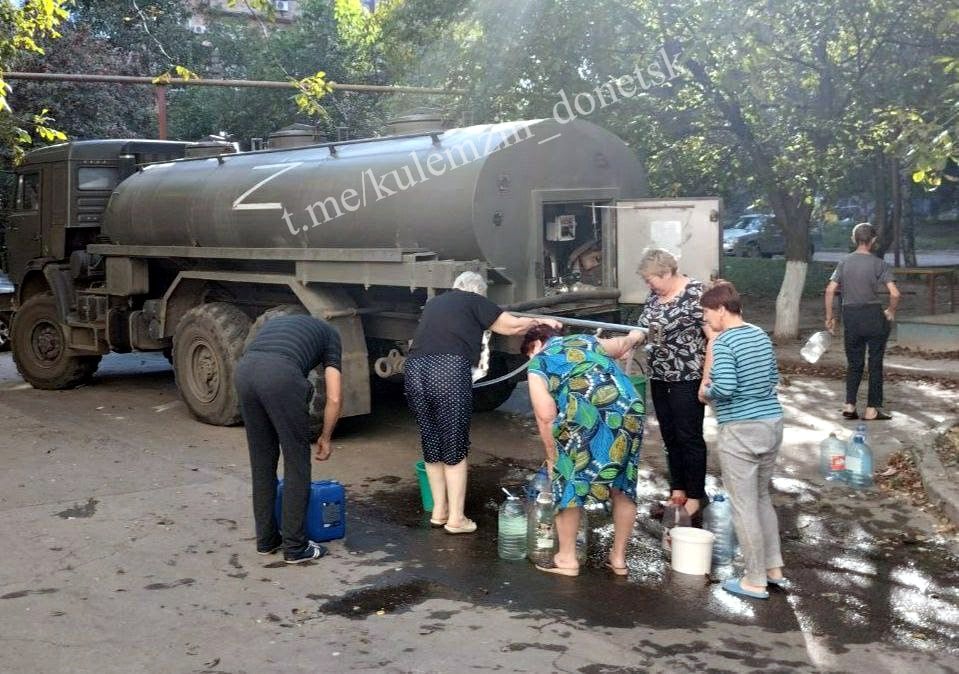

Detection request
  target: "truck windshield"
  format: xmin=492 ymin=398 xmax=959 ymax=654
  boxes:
xmin=77 ymin=167 xmax=119 ymax=191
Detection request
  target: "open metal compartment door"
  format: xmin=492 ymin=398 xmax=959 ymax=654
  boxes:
xmin=613 ymin=197 xmax=722 ymax=304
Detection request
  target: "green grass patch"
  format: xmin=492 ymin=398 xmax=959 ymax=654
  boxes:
xmin=721 ymin=257 xmax=836 ymax=299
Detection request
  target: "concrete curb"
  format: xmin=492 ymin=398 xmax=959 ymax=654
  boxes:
xmin=910 ymin=418 xmax=959 ymax=527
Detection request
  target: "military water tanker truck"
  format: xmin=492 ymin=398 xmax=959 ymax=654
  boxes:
xmin=0 ymin=118 xmax=721 ymax=426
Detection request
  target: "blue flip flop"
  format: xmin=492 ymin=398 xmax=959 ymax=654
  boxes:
xmin=722 ymin=578 xmax=769 ymax=600
xmin=767 ymin=577 xmax=789 ymax=589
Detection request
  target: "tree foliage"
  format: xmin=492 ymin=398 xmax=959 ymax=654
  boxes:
xmin=0 ymin=0 xmax=70 ymax=162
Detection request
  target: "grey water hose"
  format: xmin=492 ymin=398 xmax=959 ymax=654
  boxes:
xmin=472 ymin=314 xmax=647 ymax=388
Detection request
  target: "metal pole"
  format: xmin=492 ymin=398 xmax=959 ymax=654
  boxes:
xmin=154 ymin=86 xmax=167 ymax=140
xmin=511 ymin=312 xmax=647 ymax=335
xmin=4 ymin=71 xmax=464 ymax=96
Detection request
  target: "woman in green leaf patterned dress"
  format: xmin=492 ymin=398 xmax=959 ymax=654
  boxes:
xmin=521 ymin=325 xmax=646 ymax=577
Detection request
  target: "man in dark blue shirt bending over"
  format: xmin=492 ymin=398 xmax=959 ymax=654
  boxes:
xmin=236 ymin=314 xmax=343 ymax=564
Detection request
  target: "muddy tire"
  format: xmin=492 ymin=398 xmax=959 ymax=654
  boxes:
xmin=243 ymin=303 xmax=307 ymax=354
xmin=472 ymin=355 xmax=520 ymax=412
xmin=11 ymin=293 xmax=101 ymax=389
xmin=172 ymin=302 xmax=251 ymax=426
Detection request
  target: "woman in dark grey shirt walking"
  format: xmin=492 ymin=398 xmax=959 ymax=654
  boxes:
xmin=824 ymin=223 xmax=900 ymax=421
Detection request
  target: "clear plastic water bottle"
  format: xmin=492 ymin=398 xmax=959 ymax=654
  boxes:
xmin=661 ymin=501 xmax=691 ymax=552
xmin=853 ymin=422 xmax=867 ymax=443
xmin=703 ymin=494 xmax=736 ymax=567
xmin=527 ymin=490 xmax=555 ymax=566
xmin=525 ymin=468 xmax=550 ymax=502
xmin=844 ymin=432 xmax=874 ymax=488
xmin=498 ymin=495 xmax=528 ymax=560
xmin=801 ymin=330 xmax=832 ymax=363
xmin=819 ymin=432 xmax=847 ymax=481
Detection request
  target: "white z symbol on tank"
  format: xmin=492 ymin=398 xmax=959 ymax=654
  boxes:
xmin=231 ymin=163 xmax=302 ymax=211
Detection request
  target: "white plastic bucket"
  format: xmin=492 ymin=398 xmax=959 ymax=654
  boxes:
xmin=670 ymin=527 xmax=715 ymax=575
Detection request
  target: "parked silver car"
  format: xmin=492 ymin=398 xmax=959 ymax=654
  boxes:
xmin=723 ymin=213 xmax=817 ymax=258
xmin=723 ymin=214 xmax=784 ymax=257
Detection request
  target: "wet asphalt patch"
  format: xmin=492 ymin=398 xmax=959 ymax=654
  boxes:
xmin=343 ymin=460 xmax=959 ymax=657
xmin=55 ymin=497 xmax=98 ymax=519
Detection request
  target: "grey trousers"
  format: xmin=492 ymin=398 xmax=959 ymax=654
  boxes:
xmin=717 ymin=418 xmax=785 ymax=587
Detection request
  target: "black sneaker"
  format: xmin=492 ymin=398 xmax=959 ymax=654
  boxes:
xmin=284 ymin=542 xmax=327 ymax=564
xmin=256 ymin=537 xmax=283 ymax=555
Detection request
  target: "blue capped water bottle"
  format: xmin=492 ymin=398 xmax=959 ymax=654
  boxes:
xmin=844 ymin=424 xmax=874 ymax=488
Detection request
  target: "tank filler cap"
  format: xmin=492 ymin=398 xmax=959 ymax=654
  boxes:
xmin=384 ymin=107 xmax=450 ymax=136
xmin=267 ymin=123 xmax=327 ymax=149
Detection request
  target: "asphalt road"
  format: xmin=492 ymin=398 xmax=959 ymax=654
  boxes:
xmin=1 ymin=351 xmax=957 ymax=673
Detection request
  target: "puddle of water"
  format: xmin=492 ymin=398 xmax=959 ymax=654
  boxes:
xmin=316 ymin=579 xmax=458 ymax=619
xmin=55 ymin=498 xmax=98 ymax=519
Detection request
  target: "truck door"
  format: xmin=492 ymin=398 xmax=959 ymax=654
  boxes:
xmin=613 ymin=197 xmax=722 ymax=304
xmin=4 ymin=169 xmax=43 ymax=284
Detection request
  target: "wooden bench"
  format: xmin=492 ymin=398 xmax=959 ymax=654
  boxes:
xmin=891 ymin=267 xmax=957 ymax=315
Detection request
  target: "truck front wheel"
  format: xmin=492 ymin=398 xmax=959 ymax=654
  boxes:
xmin=11 ymin=293 xmax=101 ymax=389
xmin=172 ymin=302 xmax=251 ymax=426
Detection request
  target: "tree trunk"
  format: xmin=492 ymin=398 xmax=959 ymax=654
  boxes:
xmin=769 ymin=189 xmax=813 ymax=340
xmin=879 ymin=157 xmax=902 ymax=260
xmin=872 ymin=152 xmax=888 ymax=248
xmin=774 ymin=260 xmax=809 ymax=341
xmin=901 ymin=169 xmax=917 ymax=266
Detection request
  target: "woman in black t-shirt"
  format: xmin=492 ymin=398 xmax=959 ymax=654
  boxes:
xmin=405 ymin=271 xmax=560 ymax=534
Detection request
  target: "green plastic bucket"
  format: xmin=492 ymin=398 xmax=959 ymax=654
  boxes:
xmin=629 ymin=374 xmax=647 ymax=402
xmin=414 ymin=460 xmax=434 ymax=512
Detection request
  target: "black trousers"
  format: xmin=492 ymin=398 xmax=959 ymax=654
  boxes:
xmin=650 ymin=379 xmax=707 ymax=500
xmin=235 ymin=353 xmax=313 ymax=555
xmin=842 ymin=304 xmax=891 ymax=408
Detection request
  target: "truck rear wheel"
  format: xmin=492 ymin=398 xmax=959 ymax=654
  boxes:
xmin=472 ymin=355 xmax=520 ymax=412
xmin=11 ymin=293 xmax=101 ymax=389
xmin=172 ymin=302 xmax=251 ymax=426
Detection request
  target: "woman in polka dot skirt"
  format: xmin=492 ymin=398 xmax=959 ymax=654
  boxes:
xmin=404 ymin=272 xmax=561 ymax=534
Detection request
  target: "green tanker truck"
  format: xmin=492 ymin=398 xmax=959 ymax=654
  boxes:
xmin=0 ymin=118 xmax=720 ymax=426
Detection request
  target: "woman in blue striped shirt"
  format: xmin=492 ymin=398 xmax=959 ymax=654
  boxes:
xmin=700 ymin=281 xmax=786 ymax=600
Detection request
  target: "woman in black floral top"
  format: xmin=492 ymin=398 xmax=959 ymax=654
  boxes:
xmin=634 ymin=248 xmax=713 ymax=520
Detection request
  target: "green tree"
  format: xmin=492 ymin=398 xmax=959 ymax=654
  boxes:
xmin=0 ymin=0 xmax=70 ymax=162
xmin=380 ymin=0 xmax=954 ymax=338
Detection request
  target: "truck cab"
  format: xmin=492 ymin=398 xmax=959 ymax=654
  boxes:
xmin=3 ymin=140 xmax=194 ymax=295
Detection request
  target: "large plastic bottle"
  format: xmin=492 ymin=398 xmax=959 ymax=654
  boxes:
xmin=800 ymin=330 xmax=833 ymax=363
xmin=819 ymin=432 xmax=847 ymax=481
xmin=661 ymin=501 xmax=692 ymax=552
xmin=498 ymin=495 xmax=528 ymax=560
xmin=702 ymin=494 xmax=736 ymax=567
xmin=525 ymin=468 xmax=550 ymax=502
xmin=844 ymin=425 xmax=874 ymax=488
xmin=527 ymin=490 xmax=556 ymax=566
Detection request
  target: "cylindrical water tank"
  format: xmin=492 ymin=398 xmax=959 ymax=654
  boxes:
xmin=102 ymin=118 xmax=647 ymax=289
